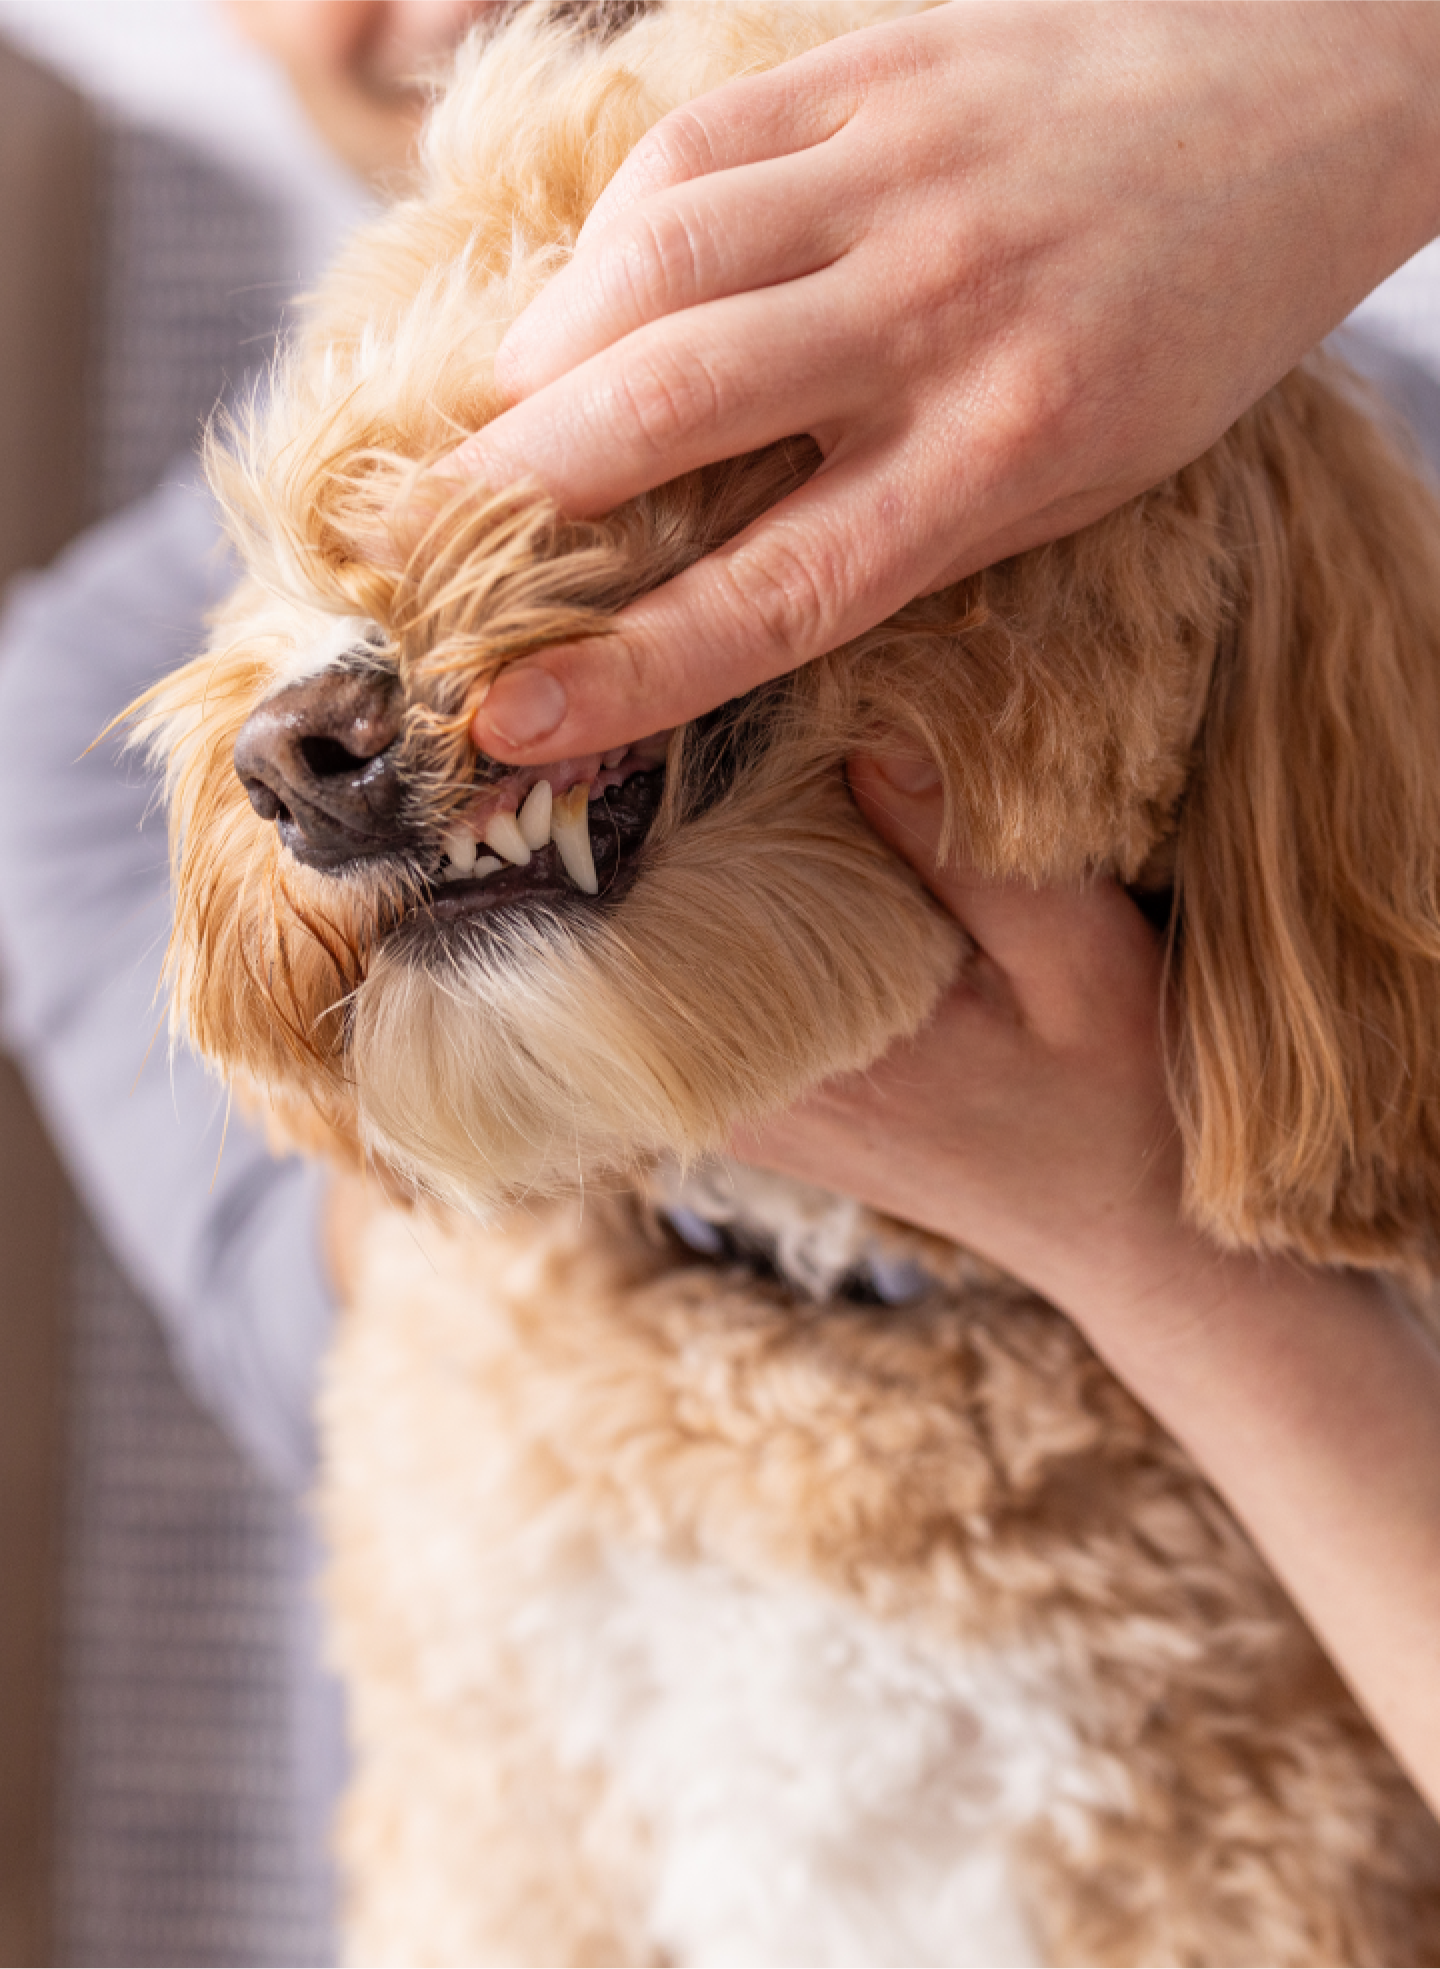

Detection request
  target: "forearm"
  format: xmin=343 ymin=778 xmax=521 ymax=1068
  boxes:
xmin=1268 ymin=3 xmax=1440 ymax=311
xmin=746 ymin=759 xmax=1440 ymax=1815
xmin=1063 ymin=1235 xmax=1440 ymax=1817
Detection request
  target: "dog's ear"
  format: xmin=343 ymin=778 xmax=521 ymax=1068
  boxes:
xmin=1173 ymin=364 xmax=1440 ymax=1269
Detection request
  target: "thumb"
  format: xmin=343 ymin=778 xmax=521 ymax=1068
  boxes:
xmin=848 ymin=746 xmax=1003 ymax=925
xmin=469 ymin=453 xmax=926 ymax=763
xmin=849 ymin=748 xmax=1162 ymax=1036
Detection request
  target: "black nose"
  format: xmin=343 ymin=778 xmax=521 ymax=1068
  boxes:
xmin=234 ymin=667 xmax=409 ymax=869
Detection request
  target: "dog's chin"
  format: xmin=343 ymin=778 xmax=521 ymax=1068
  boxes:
xmin=342 ymin=777 xmax=967 ymax=1216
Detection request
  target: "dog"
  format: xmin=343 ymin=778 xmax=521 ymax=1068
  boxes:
xmin=138 ymin=2 xmax=1440 ymax=1960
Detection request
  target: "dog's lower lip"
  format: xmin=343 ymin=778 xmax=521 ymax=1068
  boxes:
xmin=406 ymin=767 xmax=665 ymax=926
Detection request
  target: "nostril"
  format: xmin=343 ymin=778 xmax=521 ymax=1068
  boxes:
xmin=242 ymin=776 xmax=291 ymax=824
xmin=233 ymin=661 xmax=409 ymax=866
xmin=299 ymin=735 xmax=373 ymax=780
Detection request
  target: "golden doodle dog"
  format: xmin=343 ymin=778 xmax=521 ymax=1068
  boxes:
xmin=138 ymin=2 xmax=1440 ymax=1960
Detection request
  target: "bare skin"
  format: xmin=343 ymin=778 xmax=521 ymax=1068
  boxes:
xmin=737 ymin=751 xmax=1440 ymax=1821
xmin=448 ymin=1 xmax=1440 ymax=763
xmin=226 ymin=0 xmax=483 ymax=182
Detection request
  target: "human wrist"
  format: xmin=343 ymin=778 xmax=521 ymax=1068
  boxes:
xmin=1111 ymin=3 xmax=1440 ymax=370
xmin=1354 ymin=3 xmax=1440 ymax=255
xmin=1269 ymin=3 xmax=1440 ymax=308
xmin=1046 ymin=1213 xmax=1395 ymax=1439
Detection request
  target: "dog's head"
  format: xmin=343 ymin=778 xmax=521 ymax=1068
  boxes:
xmin=140 ymin=3 xmax=1440 ymax=1268
xmin=141 ymin=428 xmax=971 ymax=1211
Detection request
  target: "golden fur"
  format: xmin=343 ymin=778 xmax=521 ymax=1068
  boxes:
xmin=327 ymin=1192 xmax=1440 ymax=1965
xmin=135 ymin=1 xmax=1440 ymax=1959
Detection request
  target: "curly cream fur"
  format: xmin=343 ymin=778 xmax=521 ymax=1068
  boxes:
xmin=134 ymin=0 xmax=1440 ymax=1959
xmin=326 ymin=1191 xmax=1440 ymax=1965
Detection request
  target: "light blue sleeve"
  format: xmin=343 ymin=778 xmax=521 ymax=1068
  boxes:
xmin=1333 ymin=242 xmax=1440 ymax=479
xmin=0 ymin=469 xmax=334 ymax=1490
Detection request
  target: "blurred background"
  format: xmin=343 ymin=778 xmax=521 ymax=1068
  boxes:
xmin=0 ymin=8 xmax=366 ymax=1963
xmin=0 ymin=6 xmax=1438 ymax=1967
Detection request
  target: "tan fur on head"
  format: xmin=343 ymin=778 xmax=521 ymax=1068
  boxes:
xmin=1170 ymin=381 xmax=1440 ymax=1263
xmin=137 ymin=0 xmax=1440 ymax=1267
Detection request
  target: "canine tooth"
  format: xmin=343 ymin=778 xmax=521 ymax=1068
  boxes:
xmin=482 ymin=811 xmax=531 ymax=867
xmin=473 ymin=855 xmax=504 ymax=879
xmin=551 ymin=782 xmax=598 ymax=894
xmin=442 ymin=827 xmax=476 ymax=875
xmin=602 ymin=747 xmax=626 ymax=769
xmin=517 ymin=779 xmax=553 ymax=850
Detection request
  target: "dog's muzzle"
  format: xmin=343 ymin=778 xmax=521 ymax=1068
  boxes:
xmin=234 ymin=662 xmax=671 ymax=912
xmin=234 ymin=667 xmax=411 ymax=871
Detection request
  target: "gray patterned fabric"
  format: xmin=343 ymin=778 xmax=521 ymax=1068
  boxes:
xmin=1 ymin=107 xmax=342 ymax=1967
xmin=51 ymin=1220 xmax=335 ymax=1969
xmin=87 ymin=121 xmax=296 ymax=518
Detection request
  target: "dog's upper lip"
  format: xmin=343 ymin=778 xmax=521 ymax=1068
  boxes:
xmin=425 ymin=732 xmax=673 ymax=894
xmin=460 ymin=731 xmax=672 ymax=837
xmin=397 ymin=766 xmax=667 ymax=932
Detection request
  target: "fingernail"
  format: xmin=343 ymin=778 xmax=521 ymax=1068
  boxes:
xmin=478 ymin=665 xmax=567 ymax=749
xmin=869 ymin=746 xmax=941 ymax=794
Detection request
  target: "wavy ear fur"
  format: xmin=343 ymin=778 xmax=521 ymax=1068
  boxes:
xmin=1175 ymin=365 xmax=1440 ymax=1268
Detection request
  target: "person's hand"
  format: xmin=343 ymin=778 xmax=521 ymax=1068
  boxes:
xmin=450 ymin=1 xmax=1440 ymax=766
xmin=739 ymin=748 xmax=1440 ymax=1817
xmin=734 ymin=746 xmax=1187 ymax=1330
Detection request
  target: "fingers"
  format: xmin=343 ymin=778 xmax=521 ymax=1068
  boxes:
xmin=459 ymin=402 xmax=1106 ymax=770
xmin=449 ymin=263 xmax=863 ymax=520
xmin=471 ymin=445 xmax=938 ymax=759
xmin=575 ymin=40 xmax=864 ymax=244
xmin=848 ymin=751 xmax=1164 ymax=1045
xmin=496 ymin=149 xmax=853 ymax=398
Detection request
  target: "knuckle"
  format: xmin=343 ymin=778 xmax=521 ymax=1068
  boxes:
xmin=580 ymin=628 xmax=660 ymax=738
xmin=630 ymin=104 xmax=722 ymax=193
xmin=720 ymin=530 xmax=843 ymax=664
xmin=491 ymin=334 xmax=530 ymax=400
xmin=614 ymin=344 xmax=722 ymax=458
xmin=787 ymin=21 xmax=915 ymax=128
xmin=613 ymin=203 xmax=704 ymax=320
xmin=1005 ymin=352 xmax=1079 ymax=445
xmin=612 ymin=632 xmax=656 ymax=714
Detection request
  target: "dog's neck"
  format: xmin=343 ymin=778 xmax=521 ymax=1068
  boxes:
xmin=647 ymin=1157 xmax=941 ymax=1307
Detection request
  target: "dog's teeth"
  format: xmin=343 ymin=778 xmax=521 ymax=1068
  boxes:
xmin=473 ymin=855 xmax=503 ymax=879
xmin=517 ymin=779 xmax=553 ymax=850
xmin=551 ymin=783 xmax=599 ymax=895
xmin=442 ymin=827 xmax=477 ymax=876
xmin=482 ymin=811 xmax=531 ymax=867
xmin=602 ymin=747 xmax=626 ymax=769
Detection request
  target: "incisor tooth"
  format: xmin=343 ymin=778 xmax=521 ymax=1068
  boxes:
xmin=442 ymin=827 xmax=477 ymax=875
xmin=517 ymin=779 xmax=552 ymax=850
xmin=551 ymin=782 xmax=598 ymax=894
xmin=482 ymin=811 xmax=531 ymax=867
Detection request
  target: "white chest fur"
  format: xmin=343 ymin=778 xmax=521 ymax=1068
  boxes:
xmin=520 ymin=1547 xmax=1081 ymax=1966
xmin=324 ymin=1191 xmax=1101 ymax=1964
xmin=325 ymin=1185 xmax=1413 ymax=1967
